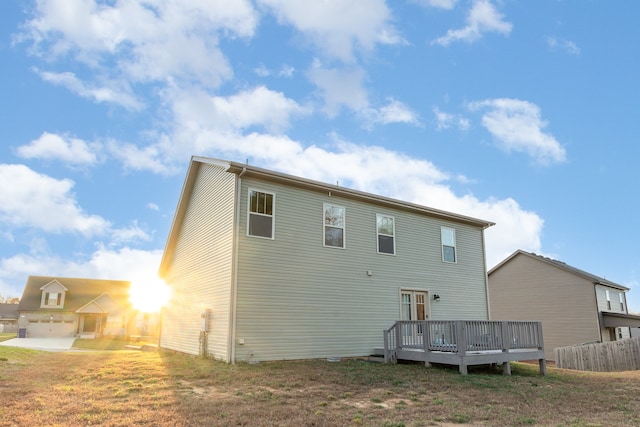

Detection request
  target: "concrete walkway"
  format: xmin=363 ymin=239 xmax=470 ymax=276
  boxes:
xmin=0 ymin=337 xmax=76 ymax=351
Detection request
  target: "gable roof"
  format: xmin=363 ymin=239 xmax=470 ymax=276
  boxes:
xmin=488 ymin=250 xmax=628 ymax=291
xmin=160 ymin=156 xmax=495 ymax=275
xmin=40 ymin=279 xmax=68 ymax=291
xmin=75 ymin=293 xmax=123 ymax=314
xmin=17 ymin=276 xmax=132 ymax=312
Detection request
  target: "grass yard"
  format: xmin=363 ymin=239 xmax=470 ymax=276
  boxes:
xmin=0 ymin=343 xmax=639 ymax=427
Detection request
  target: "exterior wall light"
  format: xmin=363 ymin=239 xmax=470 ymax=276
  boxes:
xmin=432 ymin=294 xmax=440 ymax=301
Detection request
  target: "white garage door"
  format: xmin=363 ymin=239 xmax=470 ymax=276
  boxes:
xmin=27 ymin=321 xmax=75 ymax=337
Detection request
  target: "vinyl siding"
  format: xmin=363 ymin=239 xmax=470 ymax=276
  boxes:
xmin=595 ymin=285 xmax=629 ymax=342
xmin=160 ymin=163 xmax=236 ymax=360
xmin=233 ymin=176 xmax=489 ymax=362
xmin=595 ymin=286 xmax=626 ymax=313
xmin=488 ymin=254 xmax=600 ymax=360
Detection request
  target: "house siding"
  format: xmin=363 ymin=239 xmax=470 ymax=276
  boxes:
xmin=595 ymin=285 xmax=631 ymax=342
xmin=233 ymin=176 xmax=489 ymax=362
xmin=488 ymin=253 xmax=601 ymax=360
xmin=160 ymin=163 xmax=236 ymax=360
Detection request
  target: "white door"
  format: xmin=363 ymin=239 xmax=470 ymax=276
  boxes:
xmin=401 ymin=290 xmax=428 ymax=322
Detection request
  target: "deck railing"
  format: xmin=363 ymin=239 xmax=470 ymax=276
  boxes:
xmin=383 ymin=320 xmax=544 ymax=363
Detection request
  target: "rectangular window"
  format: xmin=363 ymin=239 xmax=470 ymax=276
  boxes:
xmin=606 ymin=290 xmax=611 ymax=310
xmin=619 ymin=293 xmax=625 ymax=311
xmin=46 ymin=292 xmax=61 ymax=306
xmin=376 ymin=214 xmax=395 ymax=255
xmin=248 ymin=190 xmax=274 ymax=239
xmin=441 ymin=227 xmax=456 ymax=263
xmin=324 ymin=204 xmax=345 ymax=248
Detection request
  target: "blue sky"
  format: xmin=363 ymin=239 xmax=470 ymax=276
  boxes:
xmin=1 ymin=1 xmax=639 ymax=313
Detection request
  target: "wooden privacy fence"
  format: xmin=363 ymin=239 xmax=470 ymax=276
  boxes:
xmin=555 ymin=337 xmax=640 ymax=372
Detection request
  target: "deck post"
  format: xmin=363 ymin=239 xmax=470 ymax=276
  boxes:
xmin=422 ymin=320 xmax=431 ymax=367
xmin=455 ymin=321 xmax=468 ymax=375
xmin=538 ymin=358 xmax=547 ymax=375
xmin=383 ymin=329 xmax=390 ymax=363
xmin=503 ymin=361 xmax=511 ymax=375
xmin=455 ymin=321 xmax=467 ymax=354
xmin=500 ymin=321 xmax=511 ymax=353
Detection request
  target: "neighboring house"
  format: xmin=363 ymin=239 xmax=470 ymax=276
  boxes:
xmin=17 ymin=276 xmax=134 ymax=338
xmin=158 ymin=157 xmax=495 ymax=363
xmin=488 ymin=250 xmax=640 ymax=360
xmin=0 ymin=303 xmax=19 ymax=333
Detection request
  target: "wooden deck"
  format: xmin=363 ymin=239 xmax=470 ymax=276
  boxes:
xmin=382 ymin=320 xmax=546 ymax=375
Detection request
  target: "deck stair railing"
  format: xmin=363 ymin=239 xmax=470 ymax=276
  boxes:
xmin=383 ymin=320 xmax=544 ymax=363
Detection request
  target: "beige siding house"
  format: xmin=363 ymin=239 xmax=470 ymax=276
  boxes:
xmin=17 ymin=276 xmax=133 ymax=338
xmin=159 ymin=157 xmax=495 ymax=363
xmin=488 ymin=250 xmax=640 ymax=360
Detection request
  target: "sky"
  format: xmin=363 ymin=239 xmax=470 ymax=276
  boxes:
xmin=1 ymin=1 xmax=639 ymax=313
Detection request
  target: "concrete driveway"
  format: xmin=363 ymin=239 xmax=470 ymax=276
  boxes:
xmin=0 ymin=337 xmax=76 ymax=351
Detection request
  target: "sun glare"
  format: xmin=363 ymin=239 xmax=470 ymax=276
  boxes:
xmin=129 ymin=278 xmax=171 ymax=313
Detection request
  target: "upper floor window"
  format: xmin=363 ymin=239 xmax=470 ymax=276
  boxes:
xmin=248 ymin=189 xmax=274 ymax=239
xmin=619 ymin=293 xmax=625 ymax=311
xmin=46 ymin=292 xmax=61 ymax=306
xmin=376 ymin=214 xmax=395 ymax=255
xmin=324 ymin=203 xmax=345 ymax=248
xmin=605 ymin=289 xmax=611 ymax=310
xmin=441 ymin=227 xmax=456 ymax=263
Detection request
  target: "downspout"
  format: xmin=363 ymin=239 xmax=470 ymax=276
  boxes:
xmin=481 ymin=227 xmax=491 ymax=320
xmin=229 ymin=167 xmax=246 ymax=364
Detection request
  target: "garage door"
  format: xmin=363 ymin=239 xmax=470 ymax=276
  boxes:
xmin=27 ymin=320 xmax=75 ymax=337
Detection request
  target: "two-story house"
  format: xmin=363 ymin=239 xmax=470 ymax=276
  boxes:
xmin=488 ymin=250 xmax=640 ymax=360
xmin=158 ymin=157 xmax=495 ymax=363
xmin=17 ymin=276 xmax=133 ymax=338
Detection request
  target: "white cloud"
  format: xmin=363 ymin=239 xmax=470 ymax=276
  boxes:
xmin=210 ymin=86 xmax=311 ymax=134
xmin=254 ymin=63 xmax=296 ymax=78
xmin=169 ymin=86 xmax=310 ymax=135
xmin=468 ymin=98 xmax=566 ymax=165
xmin=361 ymin=98 xmax=421 ymax=128
xmin=0 ymin=164 xmax=110 ymax=235
xmin=258 ymin=0 xmax=403 ymax=62
xmin=35 ymin=68 xmax=143 ymax=111
xmin=107 ymin=139 xmax=176 ymax=176
xmin=307 ymin=60 xmax=369 ymax=115
xmin=411 ymin=0 xmax=458 ymax=10
xmin=0 ymin=247 xmax=164 ymax=300
xmin=433 ymin=107 xmax=470 ymax=131
xmin=16 ymin=132 xmax=100 ymax=166
xmin=21 ymin=0 xmax=259 ymax=87
xmin=547 ymin=36 xmax=581 ymax=55
xmin=432 ymin=0 xmax=512 ymax=46
xmin=110 ymin=221 xmax=152 ymax=246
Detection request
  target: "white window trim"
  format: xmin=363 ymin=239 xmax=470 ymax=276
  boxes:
xmin=247 ymin=188 xmax=275 ymax=240
xmin=323 ymin=203 xmax=346 ymax=249
xmin=376 ymin=213 xmax=396 ymax=255
xmin=40 ymin=291 xmax=65 ymax=309
xmin=441 ymin=226 xmax=457 ymax=263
